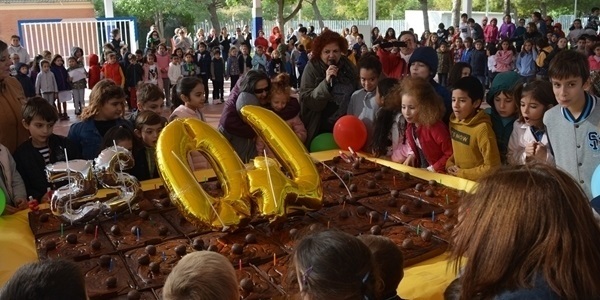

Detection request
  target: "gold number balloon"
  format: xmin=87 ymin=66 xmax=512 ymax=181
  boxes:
xmin=157 ymin=106 xmax=322 ymax=231
xmin=47 ymin=159 xmax=100 ymax=223
xmin=156 ymin=118 xmax=252 ymax=230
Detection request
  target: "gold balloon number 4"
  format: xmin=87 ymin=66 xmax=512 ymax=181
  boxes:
xmin=157 ymin=106 xmax=323 ymax=230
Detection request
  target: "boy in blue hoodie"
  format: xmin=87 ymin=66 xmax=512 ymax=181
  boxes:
xmin=15 ymin=63 xmax=35 ymax=97
xmin=469 ymin=39 xmax=488 ymax=86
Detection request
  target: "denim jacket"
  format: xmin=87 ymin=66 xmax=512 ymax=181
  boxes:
xmin=67 ymin=118 xmax=132 ymax=160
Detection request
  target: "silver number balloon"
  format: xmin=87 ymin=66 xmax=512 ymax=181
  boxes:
xmin=94 ymin=146 xmax=142 ymax=214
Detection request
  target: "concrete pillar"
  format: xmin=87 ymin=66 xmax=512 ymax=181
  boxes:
xmin=252 ymin=0 xmax=263 ymax=39
xmin=368 ymin=0 xmax=376 ymax=28
xmin=104 ymin=0 xmax=114 ymax=18
xmin=462 ymin=0 xmax=472 ymax=17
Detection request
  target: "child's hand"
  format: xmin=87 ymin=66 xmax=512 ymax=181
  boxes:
xmin=447 ymin=166 xmax=460 ymax=176
xmin=525 ymin=142 xmax=537 ymax=157
xmin=533 ymin=143 xmax=548 ymax=161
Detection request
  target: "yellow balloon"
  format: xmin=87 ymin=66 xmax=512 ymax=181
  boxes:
xmin=156 ymin=119 xmax=251 ymax=230
xmin=241 ymin=106 xmax=322 ymax=214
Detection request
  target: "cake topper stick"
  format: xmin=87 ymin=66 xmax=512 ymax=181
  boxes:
xmin=170 ymin=151 xmax=227 ymax=230
xmin=64 ymin=149 xmax=73 ymax=226
xmin=114 ymin=140 xmax=132 ymax=214
xmin=239 ymin=259 xmax=242 ymax=271
xmin=446 ymin=194 xmax=449 ymax=205
xmin=60 ymin=223 xmax=64 ymax=237
xmin=384 ymin=211 xmax=388 ymax=222
xmin=311 ymin=156 xmax=352 ymax=199
xmin=432 ymin=211 xmax=435 ymax=222
xmin=263 ymin=150 xmax=278 ymax=208
xmin=95 ymin=225 xmax=98 ymax=239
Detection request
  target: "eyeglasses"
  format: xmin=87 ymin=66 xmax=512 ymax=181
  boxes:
xmin=254 ymin=87 xmax=270 ymax=94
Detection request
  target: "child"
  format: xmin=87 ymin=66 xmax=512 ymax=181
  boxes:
xmin=447 ymin=62 xmax=471 ymax=88
xmin=371 ymin=78 xmax=413 ymax=163
xmin=459 ymin=37 xmax=474 ymax=63
xmin=589 ymin=42 xmax=600 ymax=71
xmin=155 ymin=43 xmax=171 ymax=105
xmin=468 ymin=39 xmax=487 ymax=86
xmin=13 ymin=97 xmax=80 ymax=201
xmin=128 ymin=83 xmax=166 ymax=125
xmin=451 ymin=37 xmax=464 ymax=63
xmin=162 ymin=251 xmax=239 ymax=300
xmin=485 ymin=71 xmax=521 ymax=164
xmin=35 ymin=60 xmax=58 ymax=105
xmin=30 ymin=55 xmax=43 ymax=87
xmin=0 ymin=142 xmax=27 ymax=215
xmin=544 ymin=50 xmax=600 ymax=199
xmin=100 ymin=125 xmax=136 ymax=152
xmin=516 ymin=39 xmax=537 ymax=82
xmin=436 ymin=41 xmax=452 ymax=87
xmin=168 ymin=54 xmax=183 ymax=88
xmin=267 ymin=49 xmax=283 ymax=78
xmin=88 ymin=53 xmax=101 ymax=89
xmin=210 ymin=49 xmax=225 ymax=104
xmin=446 ymin=76 xmax=501 ymax=180
xmin=358 ymin=235 xmax=404 ymax=300
xmin=495 ymin=40 xmax=515 ymax=74
xmin=294 ymin=230 xmax=381 ymax=300
xmin=125 ymin=53 xmax=144 ymax=110
xmin=450 ymin=164 xmax=600 ymax=299
xmin=399 ymin=77 xmax=453 ymax=173
xmin=101 ymin=52 xmax=125 ymax=88
xmin=296 ymin=44 xmax=309 ymax=81
xmin=256 ymin=73 xmax=307 ymax=155
xmin=238 ymin=44 xmax=253 ymax=75
xmin=70 ymin=46 xmax=85 ymax=67
xmin=226 ymin=47 xmax=241 ymax=90
xmin=535 ymin=38 xmax=554 ymax=80
xmin=252 ymin=45 xmax=268 ymax=71
xmin=68 ymin=80 xmax=131 ymax=159
xmin=42 ymin=50 xmax=52 ymax=62
xmin=486 ymin=43 xmax=498 ymax=86
xmin=143 ymin=52 xmax=163 ymax=90
xmin=507 ymin=80 xmax=557 ymax=165
xmin=67 ymin=56 xmax=87 ymax=116
xmin=50 ymin=55 xmax=72 ymax=120
xmin=169 ymin=77 xmax=209 ymax=171
xmin=15 ymin=63 xmax=35 ymax=97
xmin=129 ymin=111 xmax=165 ymax=180
xmin=0 ymin=259 xmax=87 ymax=300
xmin=347 ymin=54 xmax=382 ymax=150
xmin=181 ymin=52 xmax=199 ymax=78
xmin=9 ymin=53 xmax=20 ymax=76
xmin=195 ymin=42 xmax=212 ymax=101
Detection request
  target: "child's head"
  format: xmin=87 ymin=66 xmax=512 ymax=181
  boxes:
xmin=474 ymin=39 xmax=483 ymax=50
xmin=229 ymin=46 xmax=238 ymax=57
xmin=439 ymin=41 xmax=448 ymax=52
xmin=157 ymin=43 xmax=167 ymax=54
xmin=447 ymin=62 xmax=471 ymax=87
xmin=184 ymin=52 xmax=194 ymax=63
xmin=513 ymin=80 xmax=556 ymax=127
xmin=360 ymin=44 xmax=369 ymax=55
xmin=486 ymin=71 xmax=521 ymax=118
xmin=50 ymin=54 xmax=63 ymax=67
xmin=451 ymin=164 xmax=600 ymax=299
xmin=21 ymin=97 xmax=59 ymax=147
xmin=294 ymin=230 xmax=381 ymax=300
xmin=213 ymin=49 xmax=221 ymax=58
xmin=10 ymin=53 xmax=19 ymax=64
xmin=136 ymin=83 xmax=165 ymax=114
xmin=357 ymin=235 xmax=404 ymax=298
xmin=376 ymin=77 xmax=400 ymax=107
xmin=146 ymin=52 xmax=156 ymax=63
xmin=256 ymin=45 xmax=264 ymax=55
xmin=522 ymin=39 xmax=534 ymax=53
xmin=163 ymin=251 xmax=238 ymax=300
xmin=100 ymin=125 xmax=136 ymax=152
xmin=500 ymin=40 xmax=510 ymax=50
xmin=67 ymin=56 xmax=78 ymax=68
xmin=486 ymin=42 xmax=497 ymax=56
xmin=357 ymin=53 xmax=382 ymax=92
xmin=170 ymin=54 xmax=180 ymax=65
xmin=398 ymin=76 xmax=444 ymax=125
xmin=548 ymin=49 xmax=589 ymax=110
xmin=128 ymin=53 xmax=137 ymax=64
xmin=198 ymin=42 xmax=207 ymax=52
xmin=460 ymin=13 xmax=468 ymax=21
xmin=18 ymin=63 xmax=29 ymax=75
xmin=39 ymin=60 xmax=50 ymax=72
xmin=0 ymin=259 xmax=87 ymax=300
xmin=269 ymin=73 xmax=291 ymax=112
xmin=451 ymin=76 xmax=484 ymax=121
xmin=107 ymin=52 xmax=118 ymax=63
xmin=409 ymin=46 xmax=438 ymax=79
xmin=172 ymin=77 xmax=205 ymax=110
xmin=134 ymin=111 xmax=165 ymax=148
xmin=135 ymin=49 xmax=144 ymax=61
xmin=594 ymin=42 xmax=600 ymax=57
xmin=463 ymin=37 xmax=473 ymax=49
xmin=42 ymin=50 xmax=52 ymax=61
xmin=454 ymin=37 xmax=463 ymax=48
xmin=81 ymin=79 xmax=126 ymax=121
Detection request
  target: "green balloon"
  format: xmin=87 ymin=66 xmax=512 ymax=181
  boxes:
xmin=310 ymin=133 xmax=339 ymax=152
xmin=0 ymin=188 xmax=5 ymax=216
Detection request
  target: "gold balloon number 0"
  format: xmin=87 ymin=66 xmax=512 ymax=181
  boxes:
xmin=157 ymin=106 xmax=322 ymax=230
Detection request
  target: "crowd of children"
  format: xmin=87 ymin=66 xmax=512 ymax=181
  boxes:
xmin=1 ymin=10 xmax=600 ymax=299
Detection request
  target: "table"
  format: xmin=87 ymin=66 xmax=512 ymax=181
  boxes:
xmin=0 ymin=150 xmax=474 ymax=299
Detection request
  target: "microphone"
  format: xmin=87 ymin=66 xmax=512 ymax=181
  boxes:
xmin=328 ymin=58 xmax=337 ymax=87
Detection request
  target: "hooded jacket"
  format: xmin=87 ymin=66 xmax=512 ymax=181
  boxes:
xmin=406 ymin=121 xmax=453 ymax=173
xmin=8 ymin=44 xmax=30 ymax=64
xmin=15 ymin=63 xmax=36 ymax=97
xmin=35 ymin=62 xmax=58 ymax=94
xmin=70 ymin=47 xmax=85 ymax=68
xmin=88 ymin=54 xmax=101 ymax=89
xmin=50 ymin=56 xmax=71 ymax=91
xmin=446 ymin=109 xmax=501 ymax=180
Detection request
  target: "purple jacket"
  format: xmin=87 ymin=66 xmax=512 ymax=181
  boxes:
xmin=499 ymin=22 xmax=516 ymax=41
xmin=219 ymin=73 xmax=300 ymax=138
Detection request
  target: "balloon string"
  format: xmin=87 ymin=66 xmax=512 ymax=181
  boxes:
xmin=307 ymin=154 xmax=351 ymax=198
xmin=263 ymin=150 xmax=278 ymax=209
xmin=170 ymin=150 xmax=226 ymax=229
xmin=114 ymin=140 xmax=132 ymax=214
xmin=64 ymin=148 xmax=73 ymax=225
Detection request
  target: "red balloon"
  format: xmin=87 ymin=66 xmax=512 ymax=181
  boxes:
xmin=333 ymin=115 xmax=368 ymax=151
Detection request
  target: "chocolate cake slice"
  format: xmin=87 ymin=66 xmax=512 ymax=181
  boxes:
xmin=160 ymin=209 xmax=212 ymax=238
xmin=358 ymin=193 xmax=443 ymax=223
xmin=254 ymin=214 xmax=322 ymax=252
xmin=315 ymin=155 xmax=380 ymax=181
xmin=236 ymin=265 xmax=286 ymax=300
xmin=400 ymin=180 xmax=464 ymax=208
xmin=36 ymin=223 xmax=114 ymax=261
xmin=308 ymin=204 xmax=390 ymax=236
xmin=375 ymin=224 xmax=448 ymax=267
xmin=28 ymin=209 xmax=71 ymax=237
xmin=254 ymin=254 xmax=299 ymax=296
xmin=101 ymin=212 xmax=181 ymax=251
xmin=408 ymin=207 xmax=458 ymax=242
xmin=76 ymin=254 xmax=136 ymax=300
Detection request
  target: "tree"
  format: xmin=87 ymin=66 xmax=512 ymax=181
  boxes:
xmin=420 ymin=0 xmax=430 ymax=32
xmin=305 ymin=0 xmax=325 ymax=29
xmin=274 ymin=0 xmax=303 ymax=37
xmin=451 ymin=0 xmax=461 ymax=28
xmin=504 ymin=0 xmax=510 ymax=16
xmin=206 ymin=0 xmax=225 ymax=31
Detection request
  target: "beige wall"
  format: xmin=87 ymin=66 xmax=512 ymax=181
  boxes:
xmin=0 ymin=3 xmax=95 ymax=43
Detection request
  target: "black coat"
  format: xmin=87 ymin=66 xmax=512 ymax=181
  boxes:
xmin=13 ymin=134 xmax=81 ymax=200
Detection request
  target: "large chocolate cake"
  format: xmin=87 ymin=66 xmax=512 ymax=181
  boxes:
xmin=29 ymin=155 xmax=463 ymax=299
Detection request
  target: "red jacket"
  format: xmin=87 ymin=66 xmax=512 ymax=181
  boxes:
xmin=102 ymin=61 xmax=125 ymax=87
xmin=88 ymin=54 xmax=101 ymax=89
xmin=405 ymin=121 xmax=453 ymax=173
xmin=376 ymin=48 xmax=408 ymax=79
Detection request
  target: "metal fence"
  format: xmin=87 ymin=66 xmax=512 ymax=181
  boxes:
xmin=18 ymin=17 xmax=138 ymax=65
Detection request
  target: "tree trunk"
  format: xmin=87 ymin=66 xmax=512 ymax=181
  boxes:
xmin=278 ymin=0 xmax=303 ymax=38
xmin=309 ymin=0 xmax=325 ymax=29
xmin=155 ymin=11 xmax=165 ymax=40
xmin=451 ymin=0 xmax=461 ymax=28
xmin=420 ymin=0 xmax=429 ymax=32
xmin=503 ymin=0 xmax=510 ymax=16
xmin=208 ymin=0 xmax=221 ymax=32
xmin=540 ymin=2 xmax=547 ymax=17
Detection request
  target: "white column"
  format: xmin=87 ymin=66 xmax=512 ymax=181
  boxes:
xmin=368 ymin=0 xmax=376 ymax=28
xmin=462 ymin=0 xmax=472 ymax=17
xmin=104 ymin=0 xmax=114 ymax=18
xmin=252 ymin=0 xmax=263 ymax=38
